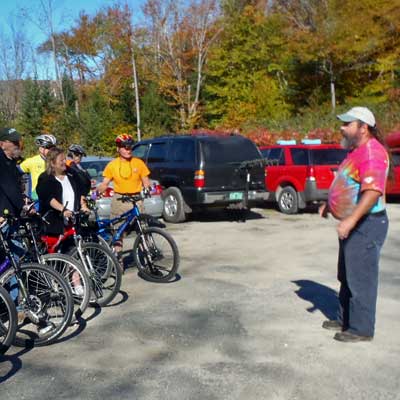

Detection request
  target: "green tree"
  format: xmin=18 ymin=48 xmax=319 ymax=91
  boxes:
xmin=80 ymin=88 xmax=116 ymax=155
xmin=17 ymin=78 xmax=44 ymax=138
xmin=205 ymin=5 xmax=290 ymax=128
xmin=140 ymin=83 xmax=175 ymax=136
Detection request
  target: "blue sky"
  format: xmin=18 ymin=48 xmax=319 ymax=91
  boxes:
xmin=0 ymin=0 xmax=147 ymax=38
xmin=0 ymin=0 xmax=147 ymax=78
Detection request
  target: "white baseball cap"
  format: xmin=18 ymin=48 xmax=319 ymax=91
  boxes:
xmin=337 ymin=107 xmax=376 ymax=127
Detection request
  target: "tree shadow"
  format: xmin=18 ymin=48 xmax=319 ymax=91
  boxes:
xmin=292 ymin=279 xmax=338 ymax=320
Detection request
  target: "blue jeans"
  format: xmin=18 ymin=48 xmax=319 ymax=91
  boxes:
xmin=337 ymin=211 xmax=388 ymax=337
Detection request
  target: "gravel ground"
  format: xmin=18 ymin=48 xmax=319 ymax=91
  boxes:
xmin=1 ymin=204 xmax=400 ymax=399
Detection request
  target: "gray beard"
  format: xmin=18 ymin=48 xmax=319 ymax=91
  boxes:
xmin=341 ymin=136 xmax=356 ymax=150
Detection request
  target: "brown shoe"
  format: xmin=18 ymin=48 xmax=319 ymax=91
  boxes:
xmin=322 ymin=320 xmax=342 ymax=331
xmin=334 ymin=331 xmax=373 ymax=343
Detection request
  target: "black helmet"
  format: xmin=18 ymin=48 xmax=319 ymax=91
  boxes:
xmin=68 ymin=144 xmax=86 ymax=157
xmin=34 ymin=134 xmax=57 ymax=148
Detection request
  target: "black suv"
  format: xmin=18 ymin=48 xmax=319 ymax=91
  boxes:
xmin=132 ymin=134 xmax=268 ymax=222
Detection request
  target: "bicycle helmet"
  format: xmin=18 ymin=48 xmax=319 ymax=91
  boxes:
xmin=115 ymin=134 xmax=134 ymax=147
xmin=34 ymin=134 xmax=57 ymax=148
xmin=68 ymin=144 xmax=87 ymax=157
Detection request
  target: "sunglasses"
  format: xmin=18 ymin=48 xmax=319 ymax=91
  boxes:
xmin=118 ymin=145 xmax=133 ymax=150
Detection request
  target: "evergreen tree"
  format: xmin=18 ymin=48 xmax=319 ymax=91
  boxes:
xmin=80 ymin=88 xmax=116 ymax=155
xmin=18 ymin=78 xmax=44 ymax=138
xmin=140 ymin=83 xmax=175 ymax=136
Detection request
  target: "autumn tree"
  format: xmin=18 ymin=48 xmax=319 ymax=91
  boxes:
xmin=142 ymin=0 xmax=221 ymax=129
xmin=274 ymin=0 xmax=400 ymax=111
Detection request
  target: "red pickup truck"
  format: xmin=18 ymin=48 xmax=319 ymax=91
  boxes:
xmin=260 ymin=141 xmax=348 ymax=214
xmin=385 ymin=132 xmax=400 ymax=196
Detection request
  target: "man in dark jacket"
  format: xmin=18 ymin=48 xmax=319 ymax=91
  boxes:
xmin=0 ymin=128 xmax=24 ymax=217
xmin=0 ymin=128 xmax=25 ymax=308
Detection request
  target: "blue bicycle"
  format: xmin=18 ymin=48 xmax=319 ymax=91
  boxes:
xmin=84 ymin=193 xmax=180 ymax=283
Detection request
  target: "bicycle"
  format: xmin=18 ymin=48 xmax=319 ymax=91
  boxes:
xmin=0 ymin=214 xmax=73 ymax=347
xmin=40 ymin=211 xmax=122 ymax=307
xmin=0 ymin=284 xmax=17 ymax=354
xmin=15 ymin=210 xmax=91 ymax=321
xmin=87 ymin=193 xmax=180 ymax=283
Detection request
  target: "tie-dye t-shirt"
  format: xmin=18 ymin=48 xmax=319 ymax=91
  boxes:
xmin=328 ymin=138 xmax=389 ymax=220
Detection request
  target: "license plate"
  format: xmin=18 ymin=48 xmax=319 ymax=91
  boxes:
xmin=229 ymin=192 xmax=243 ymax=200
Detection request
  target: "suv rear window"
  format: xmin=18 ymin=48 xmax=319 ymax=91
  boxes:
xmin=148 ymin=143 xmax=167 ymax=162
xmin=170 ymin=140 xmax=195 ymax=162
xmin=262 ymin=148 xmax=285 ymax=165
xmin=201 ymin=139 xmax=260 ymax=164
xmin=310 ymin=149 xmax=348 ymax=165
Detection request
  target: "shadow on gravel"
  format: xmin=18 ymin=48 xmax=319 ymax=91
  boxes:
xmin=0 ymin=346 xmax=33 ymax=383
xmin=292 ymin=280 xmax=338 ymax=320
xmin=189 ymin=208 xmax=265 ymax=223
xmin=105 ymin=290 xmax=129 ymax=307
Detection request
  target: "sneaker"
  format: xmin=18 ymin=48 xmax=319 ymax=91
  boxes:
xmin=73 ymin=285 xmax=84 ymax=297
xmin=322 ymin=320 xmax=342 ymax=331
xmin=334 ymin=331 xmax=373 ymax=343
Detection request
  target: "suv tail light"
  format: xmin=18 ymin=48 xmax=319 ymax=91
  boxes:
xmin=306 ymin=166 xmax=316 ymax=181
xmin=194 ymin=169 xmax=205 ymax=188
xmin=103 ymin=187 xmax=114 ymax=198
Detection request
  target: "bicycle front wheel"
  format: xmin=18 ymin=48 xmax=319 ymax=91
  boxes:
xmin=42 ymin=253 xmax=91 ymax=321
xmin=0 ymin=263 xmax=73 ymax=347
xmin=0 ymin=285 xmax=17 ymax=355
xmin=133 ymin=227 xmax=180 ymax=283
xmin=69 ymin=242 xmax=122 ymax=307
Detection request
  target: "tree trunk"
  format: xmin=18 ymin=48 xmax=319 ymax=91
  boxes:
xmin=131 ymin=36 xmax=141 ymax=142
xmin=330 ymin=79 xmax=336 ymax=112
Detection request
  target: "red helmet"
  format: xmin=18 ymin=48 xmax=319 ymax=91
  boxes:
xmin=115 ymin=134 xmax=134 ymax=147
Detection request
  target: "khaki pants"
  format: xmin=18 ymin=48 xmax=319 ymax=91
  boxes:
xmin=110 ymin=193 xmax=144 ymax=229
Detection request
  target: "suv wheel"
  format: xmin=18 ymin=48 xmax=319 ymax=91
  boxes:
xmin=162 ymin=187 xmax=186 ymax=223
xmin=278 ymin=186 xmax=298 ymax=214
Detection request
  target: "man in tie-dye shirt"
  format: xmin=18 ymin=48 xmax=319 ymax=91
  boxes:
xmin=319 ymin=107 xmax=389 ymax=343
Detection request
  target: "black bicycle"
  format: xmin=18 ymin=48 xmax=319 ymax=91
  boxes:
xmin=0 ymin=284 xmax=17 ymax=354
xmin=16 ymin=210 xmax=91 ymax=321
xmin=0 ymin=214 xmax=73 ymax=347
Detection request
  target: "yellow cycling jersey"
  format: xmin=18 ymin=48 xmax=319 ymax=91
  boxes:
xmin=20 ymin=154 xmax=46 ymax=199
xmin=103 ymin=157 xmax=150 ymax=194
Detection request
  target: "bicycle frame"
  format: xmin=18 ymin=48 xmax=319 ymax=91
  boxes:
xmin=94 ymin=202 xmax=144 ymax=245
xmin=0 ymin=224 xmax=37 ymax=314
xmin=40 ymin=219 xmax=97 ymax=285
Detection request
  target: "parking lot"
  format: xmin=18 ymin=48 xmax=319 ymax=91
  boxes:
xmin=1 ymin=204 xmax=400 ymax=399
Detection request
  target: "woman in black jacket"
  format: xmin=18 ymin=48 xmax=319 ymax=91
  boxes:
xmin=36 ymin=147 xmax=89 ymax=236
